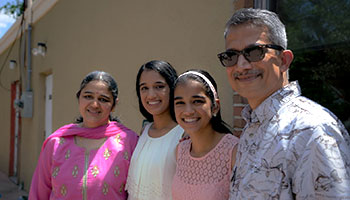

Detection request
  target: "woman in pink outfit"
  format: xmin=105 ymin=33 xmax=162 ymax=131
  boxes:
xmin=172 ymin=69 xmax=239 ymax=200
xmin=29 ymin=71 xmax=138 ymax=200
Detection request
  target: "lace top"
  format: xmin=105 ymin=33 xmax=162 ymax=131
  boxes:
xmin=126 ymin=123 xmax=184 ymax=200
xmin=172 ymin=134 xmax=239 ymax=200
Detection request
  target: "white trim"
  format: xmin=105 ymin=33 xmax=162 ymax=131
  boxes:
xmin=45 ymin=74 xmax=53 ymax=138
xmin=0 ymin=0 xmax=59 ymax=54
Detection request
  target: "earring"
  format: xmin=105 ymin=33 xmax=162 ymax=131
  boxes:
xmin=213 ymin=113 xmax=217 ymax=117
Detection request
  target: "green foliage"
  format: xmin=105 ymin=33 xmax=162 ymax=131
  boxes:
xmin=278 ymin=0 xmax=350 ymax=50
xmin=0 ymin=0 xmax=24 ymax=18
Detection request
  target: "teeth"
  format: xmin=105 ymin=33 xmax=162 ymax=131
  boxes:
xmin=236 ymin=74 xmax=258 ymax=81
xmin=184 ymin=118 xmax=197 ymax=123
xmin=148 ymin=101 xmax=160 ymax=105
xmin=234 ymin=71 xmax=262 ymax=81
xmin=88 ymin=109 xmax=100 ymax=114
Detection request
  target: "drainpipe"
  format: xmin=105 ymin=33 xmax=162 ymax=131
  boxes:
xmin=26 ymin=0 xmax=33 ymax=92
xmin=26 ymin=24 xmax=32 ymax=92
xmin=21 ymin=0 xmax=33 ymax=118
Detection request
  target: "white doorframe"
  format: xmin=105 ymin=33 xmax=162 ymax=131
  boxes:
xmin=45 ymin=74 xmax=53 ymax=138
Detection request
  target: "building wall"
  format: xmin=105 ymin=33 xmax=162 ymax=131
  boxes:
xmin=0 ymin=0 xmax=249 ymax=191
xmin=0 ymin=38 xmax=21 ymax=178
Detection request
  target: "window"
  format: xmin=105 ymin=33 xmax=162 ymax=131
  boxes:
xmin=256 ymin=0 xmax=350 ymax=131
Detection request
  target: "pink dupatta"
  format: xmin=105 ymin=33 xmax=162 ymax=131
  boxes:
xmin=41 ymin=121 xmax=131 ymax=151
xmin=29 ymin=121 xmax=136 ymax=199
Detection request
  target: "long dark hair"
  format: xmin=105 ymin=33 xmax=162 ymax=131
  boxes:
xmin=174 ymin=69 xmax=232 ymax=134
xmin=75 ymin=71 xmax=120 ymax=123
xmin=136 ymin=60 xmax=178 ymax=122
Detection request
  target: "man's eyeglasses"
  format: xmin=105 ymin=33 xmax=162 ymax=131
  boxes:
xmin=217 ymin=44 xmax=284 ymax=67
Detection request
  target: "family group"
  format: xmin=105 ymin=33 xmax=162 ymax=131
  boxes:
xmin=28 ymin=8 xmax=350 ymax=200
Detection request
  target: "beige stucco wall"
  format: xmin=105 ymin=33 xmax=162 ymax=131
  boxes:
xmin=0 ymin=37 xmax=21 ymax=177
xmin=0 ymin=0 xmax=248 ymax=191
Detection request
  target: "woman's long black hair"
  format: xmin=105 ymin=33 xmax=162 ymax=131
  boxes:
xmin=136 ymin=60 xmax=178 ymax=122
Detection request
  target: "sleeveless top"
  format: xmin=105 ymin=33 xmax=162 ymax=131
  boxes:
xmin=126 ymin=123 xmax=184 ymax=200
xmin=172 ymin=134 xmax=239 ymax=200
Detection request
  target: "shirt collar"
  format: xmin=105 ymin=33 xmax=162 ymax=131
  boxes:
xmin=242 ymin=81 xmax=302 ymax=123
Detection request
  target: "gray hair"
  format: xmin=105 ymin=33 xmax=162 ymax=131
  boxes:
xmin=224 ymin=8 xmax=288 ymax=49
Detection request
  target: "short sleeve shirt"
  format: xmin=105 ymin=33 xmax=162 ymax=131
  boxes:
xmin=229 ymin=81 xmax=350 ymax=200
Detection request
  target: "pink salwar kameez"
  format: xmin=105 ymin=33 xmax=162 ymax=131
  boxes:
xmin=29 ymin=121 xmax=138 ymax=200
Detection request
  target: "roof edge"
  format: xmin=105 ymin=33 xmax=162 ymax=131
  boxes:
xmin=0 ymin=0 xmax=59 ymax=54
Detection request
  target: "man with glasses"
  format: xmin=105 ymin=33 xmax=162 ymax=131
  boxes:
xmin=218 ymin=8 xmax=350 ymax=199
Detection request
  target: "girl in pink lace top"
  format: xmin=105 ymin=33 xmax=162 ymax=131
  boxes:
xmin=172 ymin=70 xmax=239 ymax=200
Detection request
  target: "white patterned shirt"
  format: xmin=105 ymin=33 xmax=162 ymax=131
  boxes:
xmin=229 ymin=81 xmax=350 ymax=200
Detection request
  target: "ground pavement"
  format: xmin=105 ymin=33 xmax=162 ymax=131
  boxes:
xmin=0 ymin=171 xmax=28 ymax=200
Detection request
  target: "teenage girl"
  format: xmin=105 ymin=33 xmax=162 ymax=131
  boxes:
xmin=126 ymin=60 xmax=184 ymax=200
xmin=172 ymin=69 xmax=239 ymax=200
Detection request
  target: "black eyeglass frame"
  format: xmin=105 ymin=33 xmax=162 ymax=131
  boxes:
xmin=217 ymin=44 xmax=285 ymax=67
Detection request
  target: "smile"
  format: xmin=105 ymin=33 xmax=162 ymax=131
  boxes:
xmin=234 ymin=70 xmax=263 ymax=81
xmin=183 ymin=117 xmax=199 ymax=123
xmin=148 ymin=100 xmax=161 ymax=105
xmin=87 ymin=109 xmax=101 ymax=114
